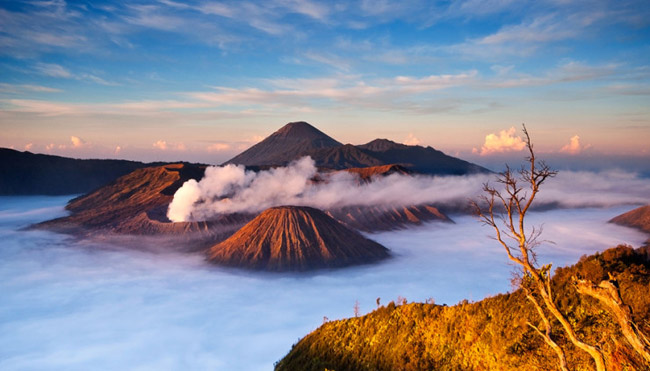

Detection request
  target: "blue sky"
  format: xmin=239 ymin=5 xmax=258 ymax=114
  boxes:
xmin=1 ymin=0 xmax=649 ymax=167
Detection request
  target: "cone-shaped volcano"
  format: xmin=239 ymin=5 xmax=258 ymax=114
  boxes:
xmin=207 ymin=206 xmax=390 ymax=271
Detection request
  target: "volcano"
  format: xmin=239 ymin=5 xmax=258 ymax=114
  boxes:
xmin=36 ymin=163 xmax=252 ymax=249
xmin=207 ymin=206 xmax=390 ymax=271
xmin=225 ymin=121 xmax=489 ymax=175
xmin=225 ymin=121 xmax=342 ymax=167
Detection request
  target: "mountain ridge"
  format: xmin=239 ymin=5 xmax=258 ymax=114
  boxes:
xmin=225 ymin=121 xmax=490 ymax=175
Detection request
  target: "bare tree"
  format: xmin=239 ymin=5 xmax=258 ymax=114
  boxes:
xmin=575 ymin=274 xmax=650 ymax=364
xmin=472 ymin=125 xmax=606 ymax=371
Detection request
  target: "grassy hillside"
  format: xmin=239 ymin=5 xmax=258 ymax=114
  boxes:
xmin=276 ymin=245 xmax=650 ymax=370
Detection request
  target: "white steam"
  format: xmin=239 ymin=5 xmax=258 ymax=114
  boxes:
xmin=168 ymin=157 xmax=650 ymax=222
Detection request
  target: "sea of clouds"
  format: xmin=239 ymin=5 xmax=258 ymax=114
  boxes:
xmin=167 ymin=157 xmax=650 ymax=222
xmin=1 ymin=194 xmax=648 ymax=370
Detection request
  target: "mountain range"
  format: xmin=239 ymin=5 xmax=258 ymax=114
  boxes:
xmin=225 ymin=121 xmax=489 ymax=175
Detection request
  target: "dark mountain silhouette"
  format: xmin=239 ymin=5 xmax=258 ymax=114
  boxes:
xmin=208 ymin=206 xmax=390 ymax=271
xmin=224 ymin=121 xmax=342 ymax=166
xmin=0 ymin=148 xmax=152 ymax=195
xmin=36 ymin=163 xmax=252 ymax=249
xmin=611 ymin=205 xmax=650 ymax=246
xmin=224 ymin=121 xmax=489 ymax=174
xmin=357 ymin=138 xmax=487 ymax=175
xmin=276 ymin=245 xmax=650 ymax=370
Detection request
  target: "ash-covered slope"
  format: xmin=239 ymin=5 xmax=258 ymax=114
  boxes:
xmin=208 ymin=206 xmax=390 ymax=271
xmin=36 ymin=163 xmax=251 ymax=247
xmin=225 ymin=121 xmax=342 ymax=166
xmin=0 ymin=147 xmax=150 ymax=195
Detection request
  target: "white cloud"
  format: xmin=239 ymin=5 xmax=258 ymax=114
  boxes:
xmin=70 ymin=135 xmax=86 ymax=148
xmin=24 ymin=143 xmax=34 ymax=151
xmin=560 ymin=135 xmax=590 ymax=155
xmin=476 ymin=127 xmax=526 ymax=156
xmin=153 ymin=140 xmax=168 ymax=150
xmin=34 ymin=63 xmax=73 ymax=78
xmin=403 ymin=133 xmax=421 ymax=146
xmin=114 ymin=146 xmax=122 ymax=155
xmin=153 ymin=140 xmax=186 ymax=151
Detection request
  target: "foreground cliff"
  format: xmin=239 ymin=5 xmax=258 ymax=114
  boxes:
xmin=276 ymin=245 xmax=650 ymax=370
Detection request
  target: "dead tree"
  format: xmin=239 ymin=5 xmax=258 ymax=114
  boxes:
xmin=472 ymin=125 xmax=606 ymax=371
xmin=574 ymin=274 xmax=650 ymax=364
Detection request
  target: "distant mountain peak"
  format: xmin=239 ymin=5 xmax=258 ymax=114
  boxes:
xmin=274 ymin=121 xmax=330 ymax=138
xmin=224 ymin=121 xmax=341 ymax=166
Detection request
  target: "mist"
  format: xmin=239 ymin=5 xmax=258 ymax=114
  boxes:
xmin=1 ymin=196 xmax=647 ymax=370
xmin=168 ymin=157 xmax=650 ymax=222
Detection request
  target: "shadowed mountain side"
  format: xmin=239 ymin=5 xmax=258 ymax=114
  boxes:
xmin=611 ymin=205 xmax=650 ymax=246
xmin=35 ymin=163 xmax=253 ymax=249
xmin=0 ymin=148 xmax=152 ymax=195
xmin=308 ymin=144 xmax=384 ymax=169
xmin=224 ymin=121 xmax=342 ymax=166
xmin=358 ymin=138 xmax=489 ymax=175
xmin=208 ymin=206 xmax=390 ymax=271
xmin=276 ymin=245 xmax=650 ymax=370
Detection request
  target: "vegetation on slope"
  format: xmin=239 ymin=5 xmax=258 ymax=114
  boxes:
xmin=275 ymin=245 xmax=650 ymax=370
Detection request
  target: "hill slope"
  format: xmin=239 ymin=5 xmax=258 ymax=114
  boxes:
xmin=358 ymin=138 xmax=488 ymax=175
xmin=276 ymin=245 xmax=650 ymax=370
xmin=0 ymin=148 xmax=150 ymax=195
xmin=611 ymin=205 xmax=650 ymax=246
xmin=208 ymin=206 xmax=390 ymax=271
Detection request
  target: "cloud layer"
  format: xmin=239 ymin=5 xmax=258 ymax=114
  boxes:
xmin=1 ymin=195 xmax=647 ymax=370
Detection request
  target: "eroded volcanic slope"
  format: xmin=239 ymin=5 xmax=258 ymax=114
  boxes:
xmin=37 ymin=163 xmax=251 ymax=246
xmin=208 ymin=206 xmax=390 ymax=271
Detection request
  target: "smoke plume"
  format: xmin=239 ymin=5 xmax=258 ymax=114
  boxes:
xmin=168 ymin=157 xmax=650 ymax=222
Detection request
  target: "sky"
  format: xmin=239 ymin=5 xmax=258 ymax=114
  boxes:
xmin=1 ymin=0 xmax=649 ymax=168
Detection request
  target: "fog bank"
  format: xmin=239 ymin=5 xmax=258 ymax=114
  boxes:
xmin=1 ymin=197 xmax=648 ymax=370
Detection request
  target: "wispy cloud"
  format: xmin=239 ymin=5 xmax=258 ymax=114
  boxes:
xmin=0 ymin=83 xmax=61 ymax=93
xmin=32 ymin=63 xmax=118 ymax=86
